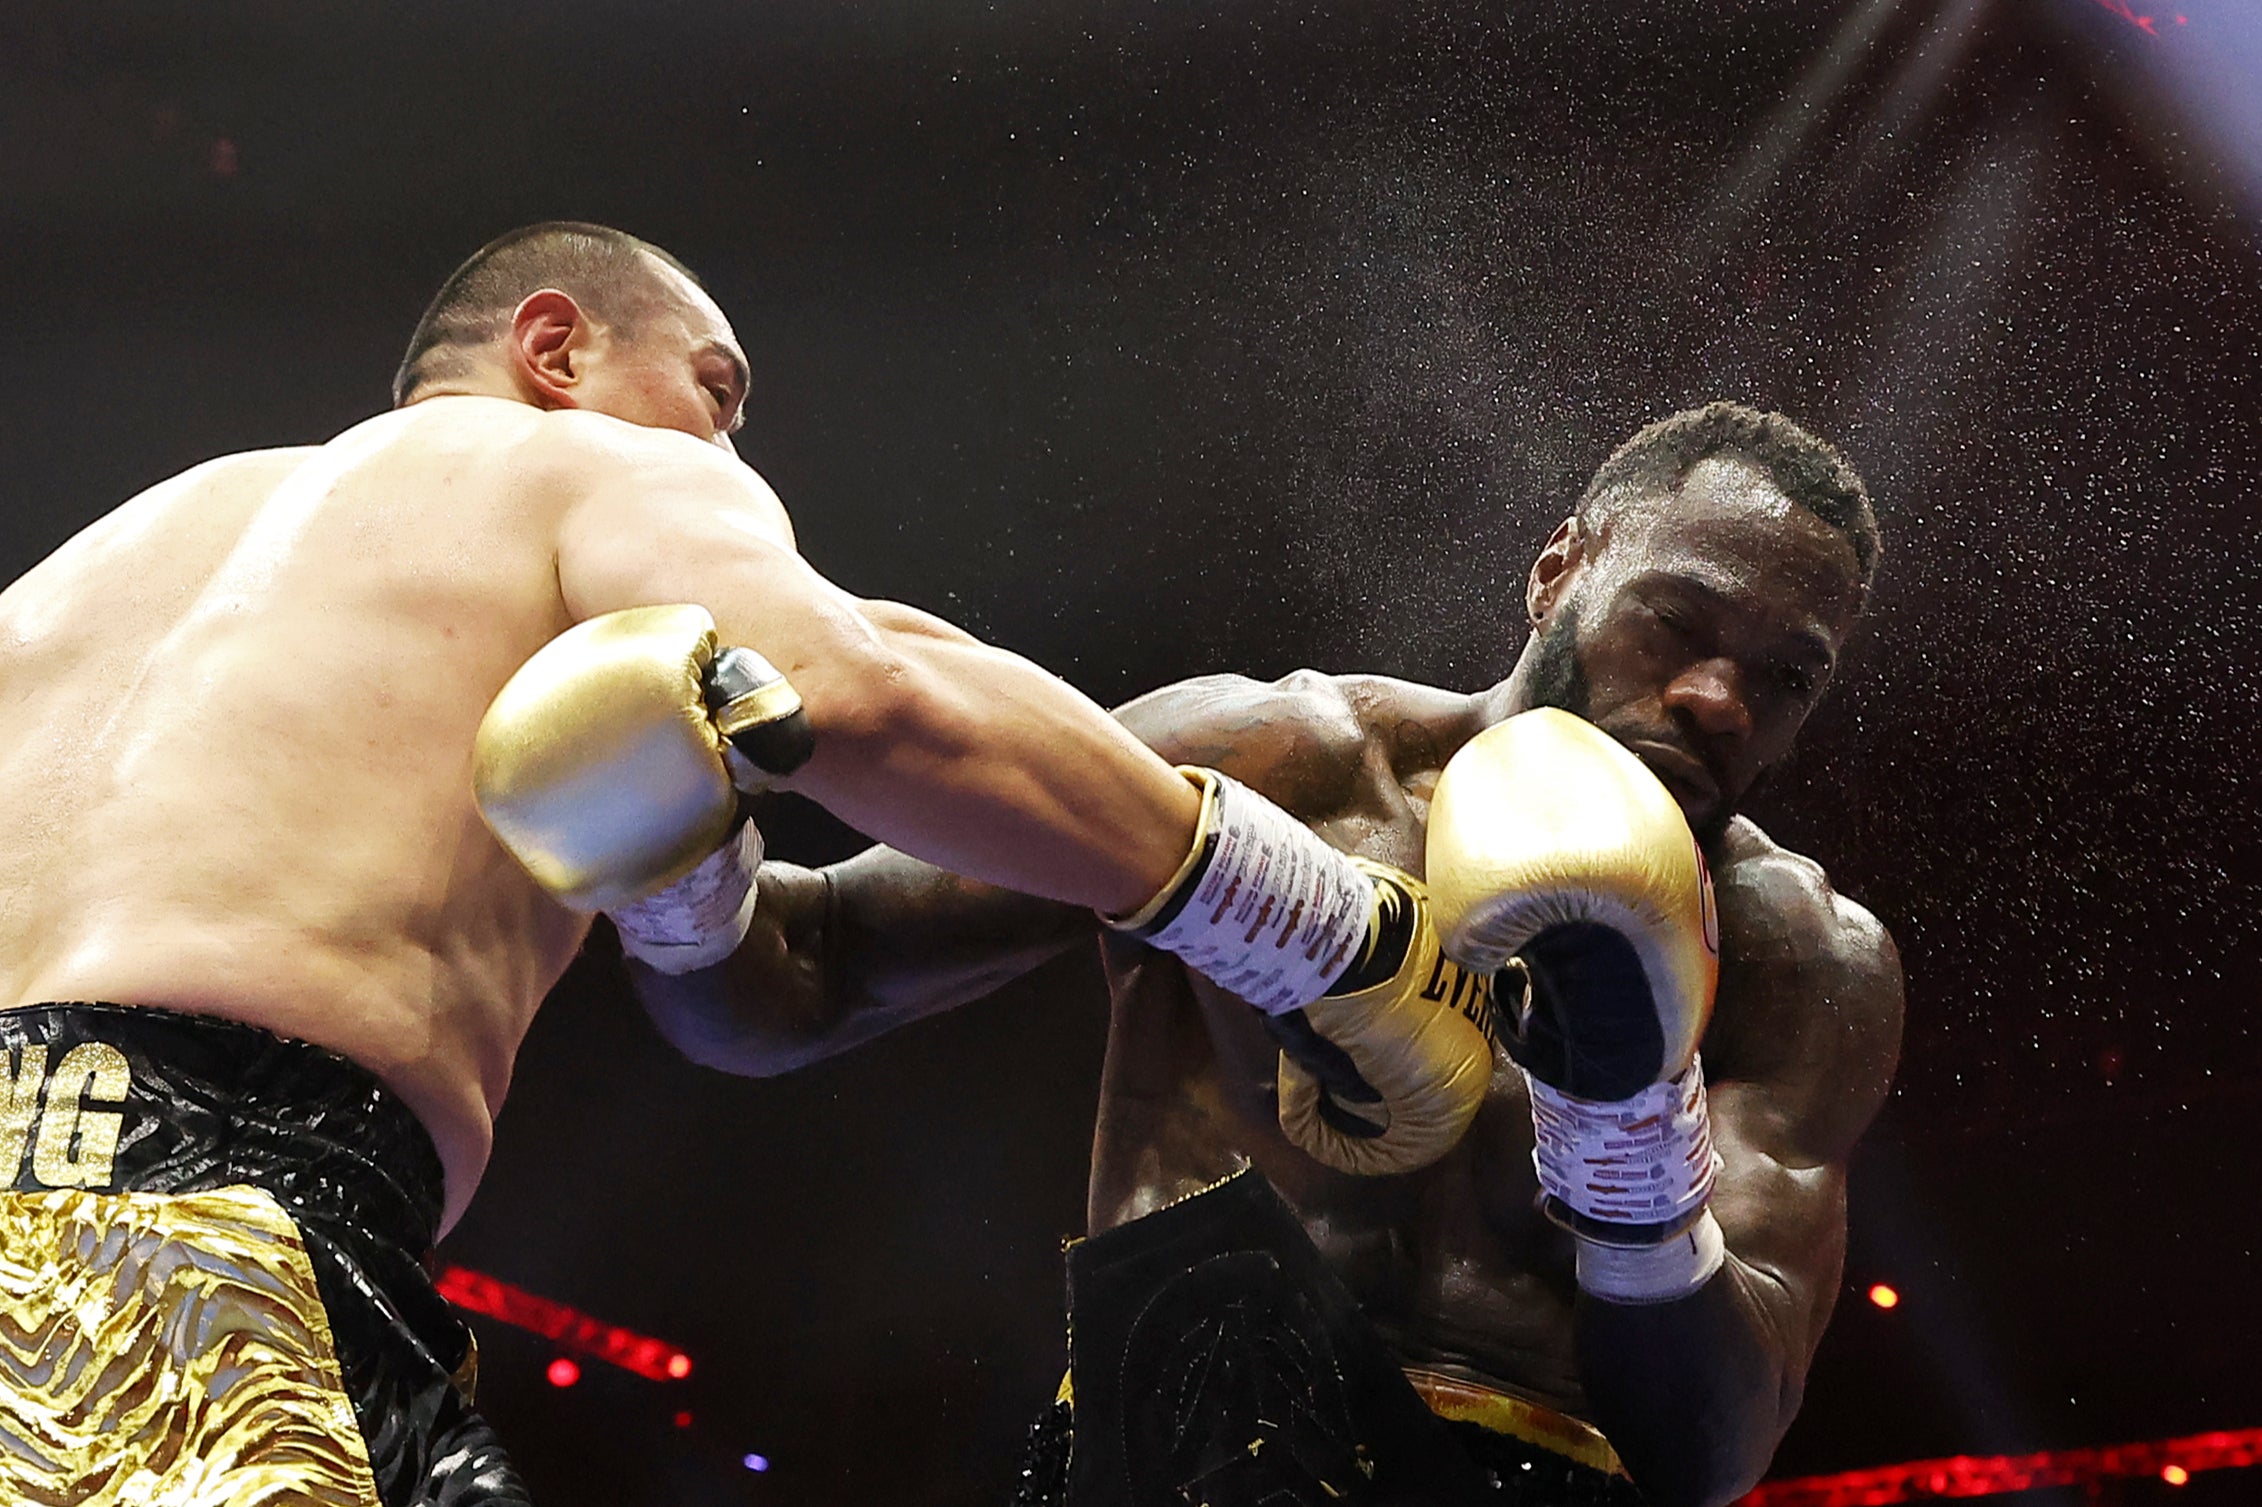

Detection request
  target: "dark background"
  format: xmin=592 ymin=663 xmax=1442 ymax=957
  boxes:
xmin=5 ymin=1 xmax=2259 ymax=1502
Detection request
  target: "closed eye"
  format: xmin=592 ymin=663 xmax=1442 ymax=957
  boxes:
xmin=696 ymin=346 xmax=751 ymax=435
xmin=1643 ymin=597 xmax=1698 ymax=637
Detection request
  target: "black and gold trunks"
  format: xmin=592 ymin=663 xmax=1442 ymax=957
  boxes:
xmin=1010 ymin=1168 xmax=1646 ymax=1506
xmin=0 ymin=1002 xmax=531 ymax=1506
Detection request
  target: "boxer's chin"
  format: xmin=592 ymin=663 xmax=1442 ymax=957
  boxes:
xmin=1593 ymin=725 xmax=1734 ymax=846
xmin=1523 ymin=606 xmax=1591 ymax=720
xmin=1687 ymin=798 xmax=1734 ymax=851
xmin=1638 ymin=754 xmax=1731 ymax=847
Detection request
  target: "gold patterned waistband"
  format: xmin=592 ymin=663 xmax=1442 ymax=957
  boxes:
xmin=1405 ymin=1368 xmax=1628 ymax=1479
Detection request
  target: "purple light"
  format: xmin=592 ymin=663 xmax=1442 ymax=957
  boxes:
xmin=741 ymin=1454 xmax=770 ymax=1473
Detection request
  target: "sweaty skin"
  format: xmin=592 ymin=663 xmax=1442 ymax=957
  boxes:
xmin=639 ymin=461 xmax=1906 ymax=1507
xmin=0 ymin=412 xmax=594 ymax=1232
xmin=0 ymin=255 xmax=1209 ymax=1233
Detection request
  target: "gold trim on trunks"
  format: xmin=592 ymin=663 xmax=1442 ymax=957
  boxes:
xmin=1056 ymin=1363 xmax=1626 ymax=1480
xmin=1405 ymin=1368 xmax=1627 ymax=1478
xmin=0 ymin=1185 xmax=381 ymax=1505
xmin=453 ymin=1331 xmax=482 ymax=1405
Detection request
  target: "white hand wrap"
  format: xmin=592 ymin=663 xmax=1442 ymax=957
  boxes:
xmin=1526 ymin=1057 xmax=1721 ymax=1230
xmin=1576 ymin=1209 xmax=1726 ymax=1304
xmin=1111 ymin=769 xmax=1373 ymax=1016
xmin=610 ymin=823 xmax=763 ymax=974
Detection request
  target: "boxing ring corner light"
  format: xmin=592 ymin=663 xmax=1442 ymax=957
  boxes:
xmin=741 ymin=1453 xmax=771 ymax=1473
xmin=1865 ymin=1283 xmax=1900 ymax=1309
xmin=437 ymin=1264 xmax=693 ymax=1382
xmin=544 ymin=1356 xmax=580 ymax=1389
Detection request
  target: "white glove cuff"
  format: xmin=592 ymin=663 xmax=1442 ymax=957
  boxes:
xmin=1109 ymin=769 xmax=1373 ymax=1015
xmin=611 ymin=823 xmax=763 ymax=974
xmin=1527 ymin=1056 xmax=1721 ymax=1228
xmin=1576 ymin=1209 xmax=1726 ymax=1304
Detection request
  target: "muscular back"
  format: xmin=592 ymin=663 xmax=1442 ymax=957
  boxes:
xmin=0 ymin=397 xmax=716 ymax=1226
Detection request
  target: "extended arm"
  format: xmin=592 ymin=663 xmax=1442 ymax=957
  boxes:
xmin=551 ymin=418 xmax=1198 ymax=916
xmin=1573 ymin=854 xmax=1904 ymax=1507
xmin=635 ymin=847 xmax=1092 ymax=1076
xmin=632 ymin=672 xmax=1377 ymax=1076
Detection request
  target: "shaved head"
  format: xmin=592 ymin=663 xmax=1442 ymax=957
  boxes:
xmin=392 ymin=222 xmax=704 ymax=405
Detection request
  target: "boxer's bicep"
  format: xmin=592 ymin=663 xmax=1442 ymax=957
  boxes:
xmin=554 ymin=445 xmax=1008 ymax=781
xmin=1705 ymin=893 xmax=1904 ymax=1356
xmin=1705 ymin=1093 xmax=1851 ymax=1372
xmin=555 ymin=448 xmax=855 ymax=654
xmin=856 ymin=598 xmax=985 ymax=648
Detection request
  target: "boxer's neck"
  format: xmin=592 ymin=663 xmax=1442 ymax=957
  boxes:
xmin=1473 ymin=635 xmax=1548 ymax=729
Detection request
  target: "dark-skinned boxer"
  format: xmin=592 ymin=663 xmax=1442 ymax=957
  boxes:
xmin=629 ymin=403 xmax=1906 ymax=1507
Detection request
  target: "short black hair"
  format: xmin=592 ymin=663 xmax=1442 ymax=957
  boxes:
xmin=391 ymin=222 xmax=703 ymax=406
xmin=1576 ymin=401 xmax=1881 ymax=589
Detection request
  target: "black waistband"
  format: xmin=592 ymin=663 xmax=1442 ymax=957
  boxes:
xmin=1065 ymin=1168 xmax=1504 ymax=1505
xmin=0 ymin=1002 xmax=446 ymax=1257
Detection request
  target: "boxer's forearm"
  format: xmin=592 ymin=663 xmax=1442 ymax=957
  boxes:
xmin=1567 ymin=856 xmax=1896 ymax=1505
xmin=632 ymin=854 xmax=1090 ymax=1076
xmin=1574 ymin=1258 xmax=1803 ymax=1507
xmin=630 ymin=865 xmax=838 ymax=1075
xmin=777 ymin=622 xmax=1201 ymax=916
xmin=1571 ymin=1131 xmax=1841 ymax=1506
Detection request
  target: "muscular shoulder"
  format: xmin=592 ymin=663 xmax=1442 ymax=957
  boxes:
xmin=115 ymin=446 xmax=322 ymax=523
xmin=1714 ymin=820 xmax=1897 ymax=981
xmin=425 ymin=404 xmax=792 ymax=550
xmin=1705 ymin=818 xmax=1904 ymax=1161
xmin=1115 ymin=670 xmax=1479 ymax=816
xmin=534 ymin=411 xmax=797 ymax=592
xmin=4 ymin=446 xmax=321 ymax=611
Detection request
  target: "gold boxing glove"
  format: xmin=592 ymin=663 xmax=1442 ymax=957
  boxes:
xmin=472 ymin=604 xmax=813 ymax=971
xmin=1273 ymin=860 xmax=1500 ymax=1177
xmin=1425 ymin=708 xmax=1717 ymax=1104
xmin=1427 ymin=708 xmax=1727 ymax=1300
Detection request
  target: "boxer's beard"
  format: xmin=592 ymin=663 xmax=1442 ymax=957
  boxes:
xmin=1523 ymin=605 xmax=1591 ymax=719
xmin=1526 ymin=604 xmax=1736 ymax=849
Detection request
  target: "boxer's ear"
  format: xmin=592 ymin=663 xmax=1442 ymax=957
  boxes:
xmin=1526 ymin=515 xmax=1587 ymax=626
xmin=509 ymin=289 xmax=597 ymax=409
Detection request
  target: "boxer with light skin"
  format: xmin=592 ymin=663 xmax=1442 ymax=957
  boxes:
xmin=646 ymin=405 xmax=1906 ymax=1507
xmin=0 ymin=222 xmax=1434 ymax=1507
